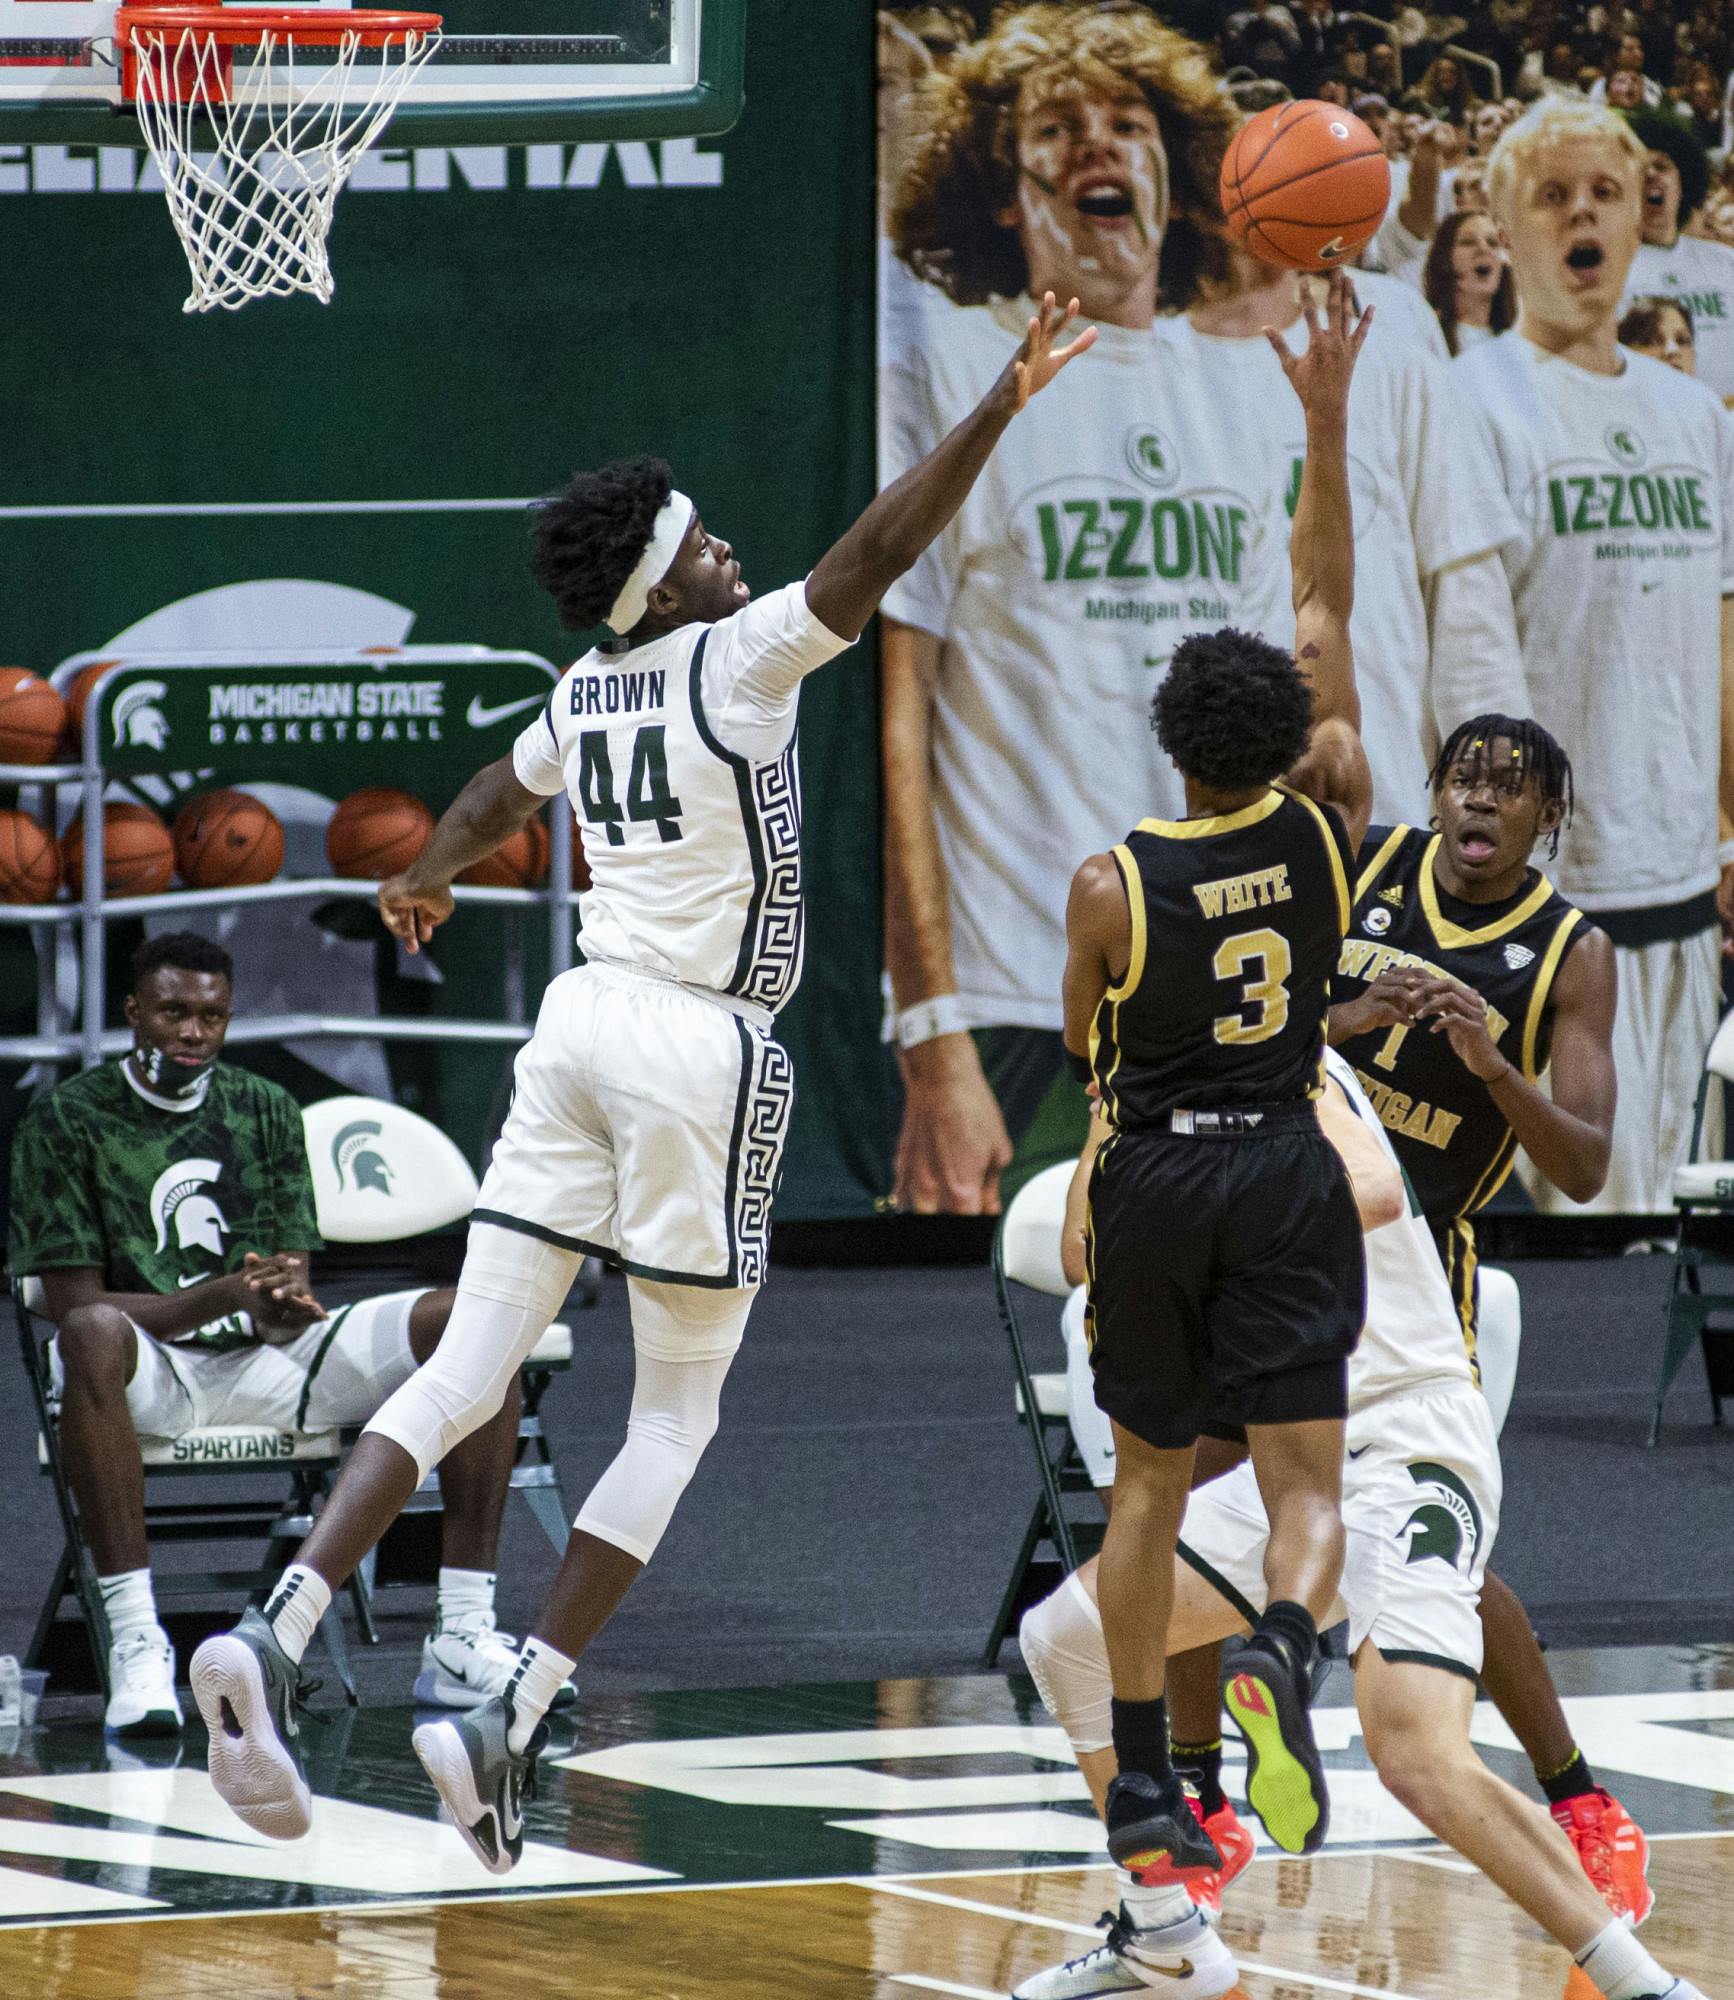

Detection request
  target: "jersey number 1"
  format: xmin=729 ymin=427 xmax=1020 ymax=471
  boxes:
xmin=577 ymin=727 xmax=685 ymax=845
xmin=1212 ymin=927 xmax=1292 ymax=1046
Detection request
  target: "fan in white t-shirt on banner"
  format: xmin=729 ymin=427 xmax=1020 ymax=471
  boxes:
xmin=878 ymin=4 xmax=1365 ymax=1217
xmin=1618 ymin=111 xmax=1734 ymax=408
xmin=1459 ymin=95 xmax=1734 ymax=1213
xmin=1157 ymin=241 xmax=1524 ymax=831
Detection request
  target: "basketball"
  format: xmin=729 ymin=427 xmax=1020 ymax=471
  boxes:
xmin=1219 ymin=101 xmax=1390 ymax=273
xmin=173 ymin=788 xmax=285 ymax=889
xmin=0 ymin=808 xmax=60 ymax=904
xmin=326 ymin=786 xmax=435 ymax=879
xmin=457 ymin=815 xmax=550 ymax=889
xmin=60 ymin=802 xmax=175 ymax=899
xmin=66 ymin=660 xmax=119 ymax=739
xmin=0 ymin=668 xmax=66 ymax=766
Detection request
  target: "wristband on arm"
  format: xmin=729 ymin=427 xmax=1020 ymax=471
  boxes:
xmin=896 ymin=993 xmax=969 ymax=1050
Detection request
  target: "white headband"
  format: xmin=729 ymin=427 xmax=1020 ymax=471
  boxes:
xmin=606 ymin=490 xmax=693 ymax=634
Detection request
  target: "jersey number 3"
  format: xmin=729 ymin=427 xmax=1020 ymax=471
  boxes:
xmin=577 ymin=726 xmax=685 ymax=845
xmin=1212 ymin=927 xmax=1292 ymax=1046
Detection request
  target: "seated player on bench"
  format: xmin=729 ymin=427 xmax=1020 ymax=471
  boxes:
xmin=6 ymin=932 xmax=551 ymax=1736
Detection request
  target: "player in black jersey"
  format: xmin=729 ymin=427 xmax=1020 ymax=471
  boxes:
xmin=1328 ymin=715 xmax=1651 ymax=1924
xmin=1061 ymin=275 xmax=1372 ymax=1881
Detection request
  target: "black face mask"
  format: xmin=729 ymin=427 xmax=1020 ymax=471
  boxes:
xmin=131 ymin=1042 xmax=217 ymax=1102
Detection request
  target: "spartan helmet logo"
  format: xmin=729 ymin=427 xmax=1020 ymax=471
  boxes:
xmin=1401 ymin=1461 xmax=1484 ymax=1572
xmin=333 ymin=1119 xmax=394 ymax=1196
xmin=149 ymin=1157 xmax=229 ymax=1262
xmin=112 ymin=680 xmax=170 ymax=751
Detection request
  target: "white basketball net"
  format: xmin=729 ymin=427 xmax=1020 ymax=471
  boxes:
xmin=127 ymin=19 xmax=440 ymax=313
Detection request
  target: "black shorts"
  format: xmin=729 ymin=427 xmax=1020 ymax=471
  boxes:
xmin=1085 ymin=1109 xmax=1366 ymax=1450
xmin=1431 ymin=1215 xmax=1482 ymax=1384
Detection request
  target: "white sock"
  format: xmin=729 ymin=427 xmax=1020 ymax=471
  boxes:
xmin=1117 ymin=1867 xmax=1195 ymax=1931
xmin=436 ymin=1567 xmax=496 ymax=1634
xmin=1576 ymin=1919 xmax=1673 ymax=1998
xmin=98 ymin=1569 xmax=158 ymax=1646
xmin=263 ymin=1564 xmax=332 ymax=1668
xmin=504 ymin=1635 xmax=577 ymax=1753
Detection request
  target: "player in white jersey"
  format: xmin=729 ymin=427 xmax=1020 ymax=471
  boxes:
xmin=1009 ymin=1055 xmax=1705 ymax=2000
xmin=1619 ymin=112 xmax=1734 ymax=407
xmin=1163 ymin=248 xmax=1523 ymax=828
xmin=1460 ymin=96 xmax=1734 ymax=1211
xmin=879 ymin=4 xmax=1364 ymax=1218
xmin=189 ymin=295 xmax=1096 ymax=1868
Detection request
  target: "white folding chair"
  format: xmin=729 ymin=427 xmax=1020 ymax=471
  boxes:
xmin=14 ymin=1275 xmax=364 ymax=1703
xmin=1651 ymin=1013 xmax=1734 ymax=1441
xmin=301 ymin=1095 xmax=579 ymax=1560
xmin=985 ymin=1161 xmax=1104 ymax=1665
xmin=1475 ymin=1265 xmax=1522 ymax=1437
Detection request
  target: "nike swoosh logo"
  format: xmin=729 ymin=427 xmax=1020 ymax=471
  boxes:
xmin=1127 ymin=1958 xmax=1195 ymax=1981
xmin=466 ymin=693 xmax=546 ymax=729
xmin=1348 ymin=1444 xmax=1372 ymax=1459
xmin=1641 ymin=580 xmax=1663 ymax=593
xmin=502 ymin=1776 xmax=523 ymax=1841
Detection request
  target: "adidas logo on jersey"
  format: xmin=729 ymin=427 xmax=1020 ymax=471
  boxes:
xmin=1379 ymin=885 xmax=1404 ymax=906
xmin=1504 ymin=943 xmax=1536 ymax=971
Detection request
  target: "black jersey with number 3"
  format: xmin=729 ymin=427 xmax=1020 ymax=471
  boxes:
xmin=1332 ymin=825 xmax=1589 ymax=1221
xmin=1091 ymin=784 xmax=1356 ymax=1131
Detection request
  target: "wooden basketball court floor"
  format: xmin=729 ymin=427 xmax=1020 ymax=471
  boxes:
xmin=0 ymin=1641 xmax=1729 ymax=1999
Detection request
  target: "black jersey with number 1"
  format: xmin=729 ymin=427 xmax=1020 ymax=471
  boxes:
xmin=1090 ymin=783 xmax=1357 ymax=1130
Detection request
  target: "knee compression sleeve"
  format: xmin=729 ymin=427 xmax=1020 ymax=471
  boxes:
xmin=1019 ymin=1572 xmax=1113 ymax=1756
xmin=364 ymin=1222 xmax=580 ymax=1480
xmin=572 ymin=1280 xmax=753 ymax=1563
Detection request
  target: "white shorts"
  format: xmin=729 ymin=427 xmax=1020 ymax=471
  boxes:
xmin=52 ymin=1291 xmax=424 ymax=1440
xmin=1525 ymin=929 xmax=1720 ymax=1215
xmin=473 ymin=959 xmax=794 ymax=1290
xmin=1177 ymin=1383 xmax=1502 ymax=1681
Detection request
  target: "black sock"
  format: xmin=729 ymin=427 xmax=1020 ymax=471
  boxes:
xmin=1110 ymin=1696 xmax=1173 ymax=1787
xmin=1256 ymin=1601 xmax=1319 ymax=1677
xmin=1171 ymin=1738 xmax=1225 ymax=1818
xmin=1539 ymin=1746 xmax=1598 ymax=1806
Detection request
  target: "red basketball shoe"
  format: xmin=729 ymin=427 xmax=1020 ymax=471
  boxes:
xmin=1550 ymin=1789 xmax=1653 ymax=1926
xmin=1185 ymin=1795 xmax=1258 ymax=1917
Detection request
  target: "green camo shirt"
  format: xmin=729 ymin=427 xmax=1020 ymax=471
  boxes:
xmin=7 ymin=1060 xmax=322 ymax=1353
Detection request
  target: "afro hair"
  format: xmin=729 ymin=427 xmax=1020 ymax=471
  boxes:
xmin=529 ymin=455 xmax=676 ymax=633
xmin=1152 ymin=628 xmax=1313 ymax=790
xmin=1623 ymin=109 xmax=1710 ymax=227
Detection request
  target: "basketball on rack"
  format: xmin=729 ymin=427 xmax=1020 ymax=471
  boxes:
xmin=1219 ymin=101 xmax=1389 ymax=272
xmin=327 ymin=787 xmax=435 ymax=879
xmin=0 ymin=809 xmax=61 ymax=904
xmin=0 ymin=669 xmax=67 ymax=766
xmin=173 ymin=788 xmax=285 ymax=889
xmin=66 ymin=661 xmax=119 ymax=740
xmin=457 ymin=815 xmax=550 ymax=889
xmin=60 ymin=802 xmax=176 ymax=899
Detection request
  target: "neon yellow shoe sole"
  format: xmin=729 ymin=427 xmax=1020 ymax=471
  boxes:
xmin=1223 ymin=1659 xmax=1329 ymax=1856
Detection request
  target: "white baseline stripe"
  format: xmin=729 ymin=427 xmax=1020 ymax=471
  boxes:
xmin=0 ymin=498 xmax=538 ymax=521
xmin=871 ymin=1880 xmax=1427 ymax=2000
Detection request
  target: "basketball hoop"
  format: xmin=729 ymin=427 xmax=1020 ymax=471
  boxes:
xmin=115 ymin=5 xmax=442 ymax=313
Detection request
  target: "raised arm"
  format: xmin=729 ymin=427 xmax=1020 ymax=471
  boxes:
xmin=1266 ymin=271 xmax=1373 ymax=848
xmin=806 ymin=294 xmax=1095 ymax=642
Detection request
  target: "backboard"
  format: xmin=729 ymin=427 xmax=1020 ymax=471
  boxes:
xmin=0 ymin=0 xmax=744 ymax=142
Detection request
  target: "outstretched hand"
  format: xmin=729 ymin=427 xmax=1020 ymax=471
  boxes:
xmin=1010 ymin=292 xmax=1097 ymax=411
xmin=1264 ymin=269 xmax=1371 ymax=418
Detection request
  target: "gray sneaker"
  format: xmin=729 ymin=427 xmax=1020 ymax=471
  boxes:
xmin=1010 ymin=1904 xmax=1239 ymax=1998
xmin=412 ymin=1694 xmax=547 ymax=1876
xmin=190 ymin=1607 xmax=314 ymax=1841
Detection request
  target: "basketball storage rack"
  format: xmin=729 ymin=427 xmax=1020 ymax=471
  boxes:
xmin=0 ymin=651 xmax=576 ymax=1074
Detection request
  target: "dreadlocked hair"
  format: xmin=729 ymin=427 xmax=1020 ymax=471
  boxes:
xmin=1428 ymin=713 xmax=1574 ymax=858
xmin=1152 ymin=628 xmax=1313 ymax=790
xmin=528 ymin=456 xmax=675 ymax=632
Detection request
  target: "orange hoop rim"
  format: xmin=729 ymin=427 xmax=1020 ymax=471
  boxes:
xmin=115 ymin=6 xmax=443 ymax=49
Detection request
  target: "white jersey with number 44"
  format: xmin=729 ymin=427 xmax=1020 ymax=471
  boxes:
xmin=512 ymin=581 xmax=850 ymax=1015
